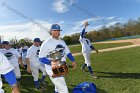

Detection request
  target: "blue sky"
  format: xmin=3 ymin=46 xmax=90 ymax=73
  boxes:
xmin=0 ymin=0 xmax=140 ymax=41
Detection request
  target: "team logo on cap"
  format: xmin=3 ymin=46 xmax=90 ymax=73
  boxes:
xmin=56 ymin=25 xmax=59 ymax=29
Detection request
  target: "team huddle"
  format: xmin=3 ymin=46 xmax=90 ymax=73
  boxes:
xmin=0 ymin=21 xmax=98 ymax=93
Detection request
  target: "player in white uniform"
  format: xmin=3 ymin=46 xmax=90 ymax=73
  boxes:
xmin=1 ymin=41 xmax=24 ymax=85
xmin=0 ymin=51 xmax=20 ymax=93
xmin=26 ymin=38 xmax=47 ymax=90
xmin=19 ymin=43 xmax=28 ymax=69
xmin=79 ymin=21 xmax=98 ymax=78
xmin=39 ymin=24 xmax=76 ymax=93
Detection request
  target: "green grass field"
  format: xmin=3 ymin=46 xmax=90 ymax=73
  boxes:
xmin=69 ymin=42 xmax=132 ymax=54
xmin=3 ymin=46 xmax=140 ymax=93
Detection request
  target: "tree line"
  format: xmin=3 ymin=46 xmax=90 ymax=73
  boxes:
xmin=3 ymin=17 xmax=140 ymax=47
xmin=63 ymin=17 xmax=140 ymax=45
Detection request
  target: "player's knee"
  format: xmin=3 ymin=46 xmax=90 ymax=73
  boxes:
xmin=34 ymin=77 xmax=39 ymax=81
xmin=87 ymin=63 xmax=91 ymax=66
xmin=0 ymin=89 xmax=4 ymax=93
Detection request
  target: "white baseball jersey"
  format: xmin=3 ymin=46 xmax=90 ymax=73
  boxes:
xmin=26 ymin=45 xmax=41 ymax=67
xmin=1 ymin=48 xmax=21 ymax=67
xmin=79 ymin=36 xmax=92 ymax=53
xmin=0 ymin=49 xmax=3 ymax=52
xmin=0 ymin=52 xmax=14 ymax=90
xmin=20 ymin=46 xmax=28 ymax=65
xmin=16 ymin=48 xmax=21 ymax=54
xmin=39 ymin=37 xmax=70 ymax=76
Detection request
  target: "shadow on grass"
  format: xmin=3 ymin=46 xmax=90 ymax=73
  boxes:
xmin=19 ymin=74 xmax=55 ymax=93
xmin=97 ymin=88 xmax=107 ymax=93
xmin=96 ymin=71 xmax=140 ymax=79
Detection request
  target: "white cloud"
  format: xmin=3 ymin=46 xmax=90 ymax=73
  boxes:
xmin=0 ymin=21 xmax=51 ymax=41
xmin=52 ymin=0 xmax=77 ymax=13
xmin=0 ymin=20 xmax=67 ymax=41
xmin=64 ymin=16 xmax=124 ymax=35
xmin=0 ymin=16 xmax=125 ymax=41
xmin=53 ymin=0 xmax=69 ymax=13
xmin=106 ymin=16 xmax=115 ymax=20
xmin=106 ymin=21 xmax=120 ymax=27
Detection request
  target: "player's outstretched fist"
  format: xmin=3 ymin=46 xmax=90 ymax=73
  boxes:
xmin=84 ymin=21 xmax=89 ymax=29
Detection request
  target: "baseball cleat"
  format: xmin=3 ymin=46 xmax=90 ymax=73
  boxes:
xmin=36 ymin=86 xmax=40 ymax=90
xmin=81 ymin=68 xmax=85 ymax=72
xmin=92 ymin=74 xmax=98 ymax=79
xmin=41 ymin=81 xmax=46 ymax=86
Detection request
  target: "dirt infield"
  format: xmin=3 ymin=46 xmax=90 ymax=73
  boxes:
xmin=95 ymin=38 xmax=140 ymax=45
xmin=73 ymin=38 xmax=140 ymax=56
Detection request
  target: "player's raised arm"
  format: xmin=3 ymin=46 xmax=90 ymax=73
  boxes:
xmin=80 ymin=21 xmax=89 ymax=38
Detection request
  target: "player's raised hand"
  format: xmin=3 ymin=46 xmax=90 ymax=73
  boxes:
xmin=84 ymin=21 xmax=89 ymax=29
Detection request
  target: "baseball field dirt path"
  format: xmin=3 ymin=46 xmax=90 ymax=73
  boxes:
xmin=73 ymin=38 xmax=140 ymax=56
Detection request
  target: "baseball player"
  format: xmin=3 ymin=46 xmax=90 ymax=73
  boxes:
xmin=39 ymin=24 xmax=76 ymax=93
xmin=26 ymin=38 xmax=47 ymax=90
xmin=19 ymin=43 xmax=28 ymax=69
xmin=1 ymin=41 xmax=24 ymax=85
xmin=79 ymin=21 xmax=98 ymax=78
xmin=0 ymin=51 xmax=20 ymax=93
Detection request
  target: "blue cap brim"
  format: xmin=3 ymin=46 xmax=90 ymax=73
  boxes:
xmin=51 ymin=29 xmax=62 ymax=31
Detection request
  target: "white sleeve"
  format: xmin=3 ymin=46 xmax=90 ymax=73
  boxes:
xmin=39 ymin=43 xmax=49 ymax=58
xmin=79 ymin=36 xmax=82 ymax=42
xmin=26 ymin=49 xmax=32 ymax=58
xmin=0 ymin=52 xmax=14 ymax=74
xmin=19 ymin=48 xmax=22 ymax=54
xmin=79 ymin=36 xmax=84 ymax=43
xmin=15 ymin=49 xmax=21 ymax=58
xmin=88 ymin=39 xmax=92 ymax=46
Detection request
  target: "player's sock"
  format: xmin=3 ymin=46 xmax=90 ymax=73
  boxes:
xmin=17 ymin=77 xmax=21 ymax=86
xmin=40 ymin=75 xmax=46 ymax=86
xmin=34 ymin=81 xmax=39 ymax=89
xmin=87 ymin=66 xmax=93 ymax=75
xmin=82 ymin=64 xmax=87 ymax=70
xmin=17 ymin=77 xmax=21 ymax=81
xmin=24 ymin=65 xmax=27 ymax=69
xmin=41 ymin=75 xmax=45 ymax=82
xmin=54 ymin=90 xmax=59 ymax=93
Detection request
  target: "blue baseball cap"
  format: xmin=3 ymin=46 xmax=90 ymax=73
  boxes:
xmin=34 ymin=38 xmax=41 ymax=42
xmin=2 ymin=41 xmax=9 ymax=45
xmin=50 ymin=24 xmax=62 ymax=31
